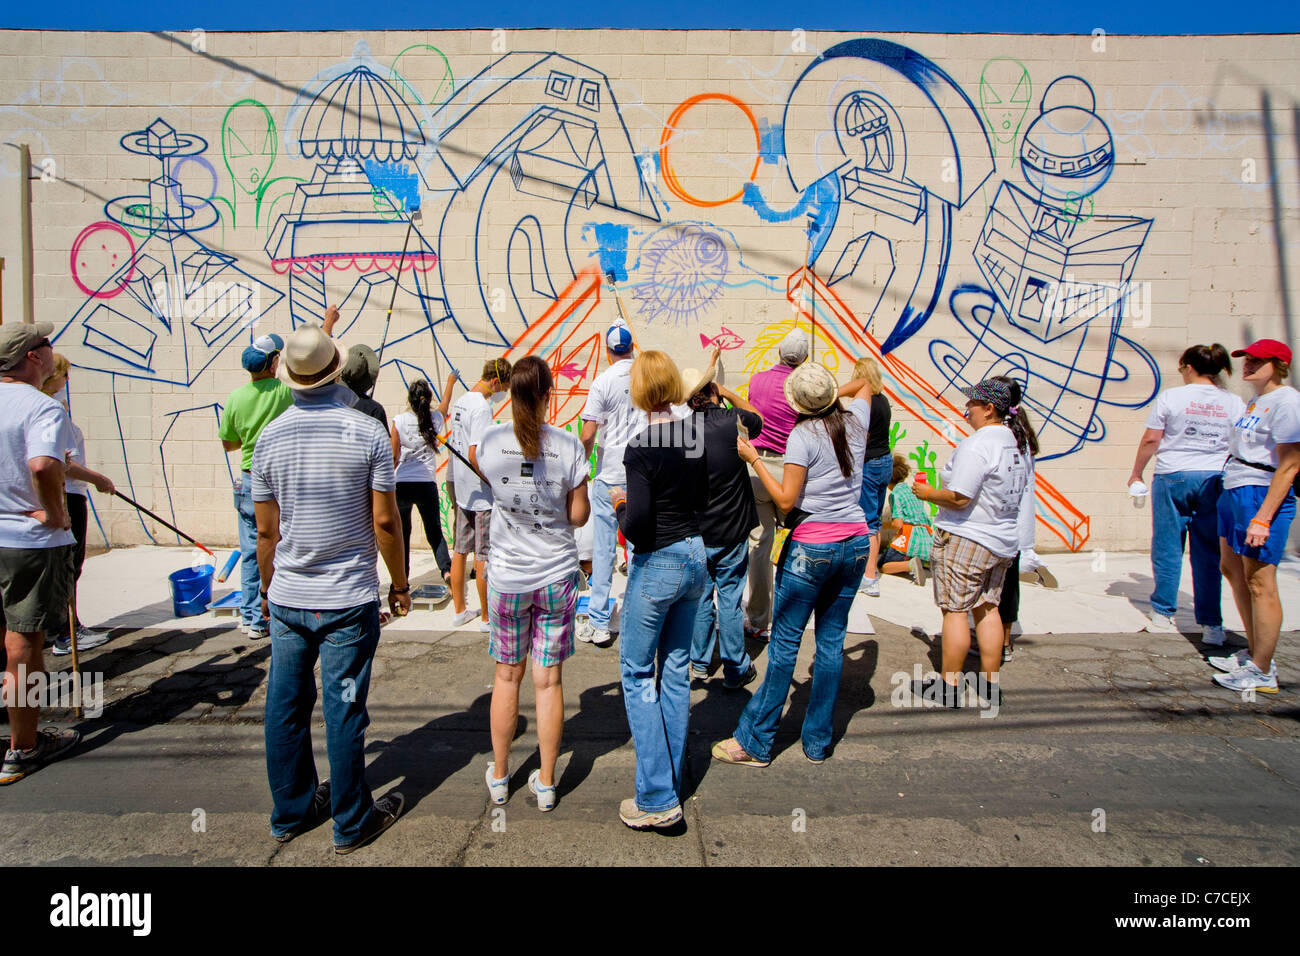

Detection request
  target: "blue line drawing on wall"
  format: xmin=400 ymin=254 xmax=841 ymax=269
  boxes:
xmin=779 ymin=37 xmax=995 ymax=354
xmin=160 ymin=403 xmax=230 ymax=542
xmin=54 ymin=118 xmax=284 ymax=386
xmin=267 ymin=45 xmax=446 ymax=360
xmin=929 ymin=75 xmax=1158 ymax=461
xmin=425 ymin=52 xmax=661 ymax=344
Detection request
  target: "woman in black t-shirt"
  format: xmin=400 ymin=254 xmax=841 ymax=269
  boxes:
xmin=609 ymin=351 xmax=708 ymax=831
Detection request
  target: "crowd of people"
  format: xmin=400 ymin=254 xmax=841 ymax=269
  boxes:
xmin=1 ymin=316 xmax=1293 ymax=848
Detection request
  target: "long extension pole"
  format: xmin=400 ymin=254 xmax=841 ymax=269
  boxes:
xmin=371 ymin=211 xmax=418 ymax=396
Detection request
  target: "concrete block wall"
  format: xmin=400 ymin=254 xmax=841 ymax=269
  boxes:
xmin=1 ymin=29 xmax=1297 ymax=552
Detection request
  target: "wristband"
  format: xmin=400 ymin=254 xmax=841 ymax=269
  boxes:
xmin=259 ymin=589 xmax=269 ymax=599
xmin=1248 ymin=517 xmax=1271 ymax=531
xmin=389 ymin=584 xmax=410 ymax=594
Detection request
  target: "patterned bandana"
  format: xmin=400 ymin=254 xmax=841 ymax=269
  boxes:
xmin=960 ymin=378 xmax=1015 ymax=414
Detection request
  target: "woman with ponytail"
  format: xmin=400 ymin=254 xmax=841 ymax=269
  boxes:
xmin=390 ymin=374 xmax=458 ymax=585
xmin=474 ymin=356 xmax=591 ymax=812
xmin=987 ymin=376 xmax=1040 ymax=664
xmin=911 ymin=377 xmax=1035 ymax=707
xmin=1127 ymin=344 xmax=1243 ymax=644
xmin=712 ymin=362 xmax=874 ymax=769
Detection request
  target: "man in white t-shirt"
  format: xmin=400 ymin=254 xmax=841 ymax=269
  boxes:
xmin=448 ymin=357 xmax=512 ymax=631
xmin=0 ymin=323 xmax=81 ymax=785
xmin=577 ymin=325 xmax=645 ymax=647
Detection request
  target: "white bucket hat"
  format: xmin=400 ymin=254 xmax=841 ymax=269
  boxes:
xmin=277 ymin=324 xmax=347 ymax=391
xmin=783 ymin=361 xmax=838 ymax=416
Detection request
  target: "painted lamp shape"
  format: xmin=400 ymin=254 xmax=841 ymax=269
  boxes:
xmin=297 ymin=65 xmax=425 ymax=163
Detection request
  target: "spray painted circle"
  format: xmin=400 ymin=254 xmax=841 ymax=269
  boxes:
xmin=658 ymin=93 xmax=761 ymax=208
xmin=70 ymin=221 xmax=137 ymax=299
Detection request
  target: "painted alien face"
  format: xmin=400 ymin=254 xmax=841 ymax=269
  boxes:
xmin=979 ymin=58 xmax=1032 ymax=147
xmin=222 ymin=99 xmax=278 ymax=197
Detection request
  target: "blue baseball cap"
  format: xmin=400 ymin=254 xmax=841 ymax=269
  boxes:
xmin=241 ymin=333 xmax=285 ymax=373
xmin=606 ymin=324 xmax=633 ymax=355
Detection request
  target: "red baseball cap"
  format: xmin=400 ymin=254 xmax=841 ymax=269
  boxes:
xmin=1231 ymin=339 xmax=1292 ymax=363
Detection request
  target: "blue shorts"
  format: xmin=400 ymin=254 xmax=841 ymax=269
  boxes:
xmin=1217 ymin=483 xmax=1296 ymax=566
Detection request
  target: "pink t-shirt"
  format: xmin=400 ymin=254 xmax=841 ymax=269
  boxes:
xmin=792 ymin=521 xmax=871 ymax=543
xmin=748 ymin=364 xmax=798 ymax=454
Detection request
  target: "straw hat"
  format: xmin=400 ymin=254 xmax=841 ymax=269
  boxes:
xmin=783 ymin=361 xmax=838 ymax=415
xmin=680 ymin=360 xmax=725 ymax=398
xmin=277 ymin=324 xmax=347 ymax=391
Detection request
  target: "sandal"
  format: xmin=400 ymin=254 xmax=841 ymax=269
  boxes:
xmin=711 ymin=737 xmax=770 ymax=768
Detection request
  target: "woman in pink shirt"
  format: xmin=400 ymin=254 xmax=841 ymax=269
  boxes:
xmin=713 ymin=362 xmax=873 ymax=767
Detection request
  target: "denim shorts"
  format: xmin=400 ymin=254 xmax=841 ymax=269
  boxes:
xmin=1218 ymin=483 xmax=1296 ymax=566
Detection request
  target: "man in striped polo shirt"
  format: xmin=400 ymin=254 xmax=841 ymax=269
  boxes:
xmin=251 ymin=323 xmax=411 ymax=855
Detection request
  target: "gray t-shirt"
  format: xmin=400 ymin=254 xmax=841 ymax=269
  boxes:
xmin=251 ymin=387 xmax=395 ymax=609
xmin=0 ymin=382 xmax=77 ymax=549
xmin=783 ymin=398 xmax=871 ymax=523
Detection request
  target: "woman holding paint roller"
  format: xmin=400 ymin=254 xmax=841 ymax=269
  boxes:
xmin=391 ymin=374 xmax=459 ymax=584
xmin=41 ymin=355 xmax=115 ymax=655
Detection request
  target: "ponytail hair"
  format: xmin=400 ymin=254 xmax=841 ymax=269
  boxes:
xmin=408 ymin=379 xmax=439 ymax=452
xmin=989 ymin=375 xmax=1039 ymax=457
xmin=510 ymin=355 xmax=552 ymax=461
xmin=1180 ymin=343 xmax=1232 ymax=384
xmin=797 ymin=405 xmax=855 ymax=478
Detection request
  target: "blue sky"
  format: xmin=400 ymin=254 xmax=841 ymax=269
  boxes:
xmin=3 ymin=0 xmax=1297 ymax=34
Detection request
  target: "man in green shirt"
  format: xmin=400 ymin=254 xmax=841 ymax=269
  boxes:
xmin=218 ymin=334 xmax=291 ymax=637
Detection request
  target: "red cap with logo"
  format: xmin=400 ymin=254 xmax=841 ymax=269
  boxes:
xmin=1231 ymin=339 xmax=1292 ymax=363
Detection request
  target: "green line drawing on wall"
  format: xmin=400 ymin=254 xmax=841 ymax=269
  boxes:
xmin=390 ymin=44 xmax=457 ymax=123
xmin=216 ymin=98 xmax=305 ymax=230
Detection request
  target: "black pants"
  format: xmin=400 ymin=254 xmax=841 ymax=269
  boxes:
xmin=48 ymin=493 xmax=88 ymax=633
xmin=999 ymin=552 xmax=1020 ymax=626
xmin=396 ymin=481 xmax=451 ymax=579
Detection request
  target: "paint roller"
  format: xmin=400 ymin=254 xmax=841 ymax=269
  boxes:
xmin=215 ymin=549 xmax=240 ymax=583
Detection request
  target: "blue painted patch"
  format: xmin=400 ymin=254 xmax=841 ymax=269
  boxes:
xmin=363 ymin=159 xmax=421 ymax=212
xmin=591 ymin=222 xmax=630 ymax=281
xmin=758 ymin=120 xmax=784 ymax=163
xmin=742 ymin=176 xmax=839 ymax=259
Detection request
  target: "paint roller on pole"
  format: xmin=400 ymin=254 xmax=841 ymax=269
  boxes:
xmin=362 ymin=161 xmax=424 ymax=396
xmin=112 ymin=491 xmax=213 ymax=556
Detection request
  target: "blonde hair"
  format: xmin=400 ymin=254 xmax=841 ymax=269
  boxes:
xmin=41 ymin=353 xmax=71 ymax=395
xmin=629 ymin=350 xmax=684 ymax=411
xmin=852 ymin=356 xmax=884 ymax=395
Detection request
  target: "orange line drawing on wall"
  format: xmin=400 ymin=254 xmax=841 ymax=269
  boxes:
xmin=783 ymin=266 xmax=1090 ymax=552
xmin=659 ymin=93 xmax=762 ymax=208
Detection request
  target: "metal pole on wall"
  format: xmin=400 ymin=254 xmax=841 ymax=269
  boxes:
xmin=19 ymin=143 xmax=34 ymax=324
xmin=1260 ymin=92 xmax=1294 ymax=357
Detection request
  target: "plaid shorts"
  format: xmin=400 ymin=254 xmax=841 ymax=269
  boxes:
xmin=454 ymin=506 xmax=490 ymax=557
xmin=488 ymin=573 xmax=579 ymax=667
xmin=929 ymin=529 xmax=1012 ymax=613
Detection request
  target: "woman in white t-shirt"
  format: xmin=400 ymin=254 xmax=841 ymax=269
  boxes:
xmin=389 ymin=375 xmax=456 ymax=585
xmin=712 ymin=362 xmax=873 ymax=768
xmin=476 ymin=356 xmax=591 ymax=811
xmin=1127 ymin=344 xmax=1243 ymax=643
xmin=912 ymin=377 xmax=1035 ymax=707
xmin=1208 ymin=339 xmax=1300 ymax=696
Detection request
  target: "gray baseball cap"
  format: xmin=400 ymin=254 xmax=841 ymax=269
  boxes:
xmin=0 ymin=322 xmax=54 ymax=371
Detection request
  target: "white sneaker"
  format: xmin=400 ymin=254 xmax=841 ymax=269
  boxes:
xmin=451 ymin=608 xmax=480 ymax=628
xmin=528 ymin=769 xmax=557 ymax=812
xmin=485 ymin=763 xmax=509 ymax=805
xmin=1208 ymin=647 xmax=1254 ymax=673
xmin=1212 ymin=661 xmax=1279 ymax=694
xmin=1200 ymin=625 xmax=1228 ymax=647
xmin=576 ymin=618 xmax=596 ymax=644
xmin=591 ymin=627 xmax=614 ymax=648
xmin=859 ymin=575 xmax=880 ymax=597
xmin=479 ymin=619 xmax=491 ymax=634
xmin=1145 ymin=611 xmax=1179 ymax=633
xmin=73 ymin=626 xmax=110 ymax=650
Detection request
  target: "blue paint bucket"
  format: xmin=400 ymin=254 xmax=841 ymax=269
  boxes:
xmin=169 ymin=565 xmax=214 ymax=617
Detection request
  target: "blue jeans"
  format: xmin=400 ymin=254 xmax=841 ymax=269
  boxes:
xmin=1150 ymin=471 xmax=1223 ymax=624
xmin=235 ymin=473 xmax=266 ymax=628
xmin=619 ymin=536 xmax=707 ymax=812
xmin=859 ymin=454 xmax=893 ymax=533
xmin=735 ymin=535 xmax=870 ymax=762
xmin=265 ymin=601 xmax=381 ymax=844
xmin=589 ymin=478 xmax=626 ymax=630
xmin=690 ymin=538 xmax=753 ymax=681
